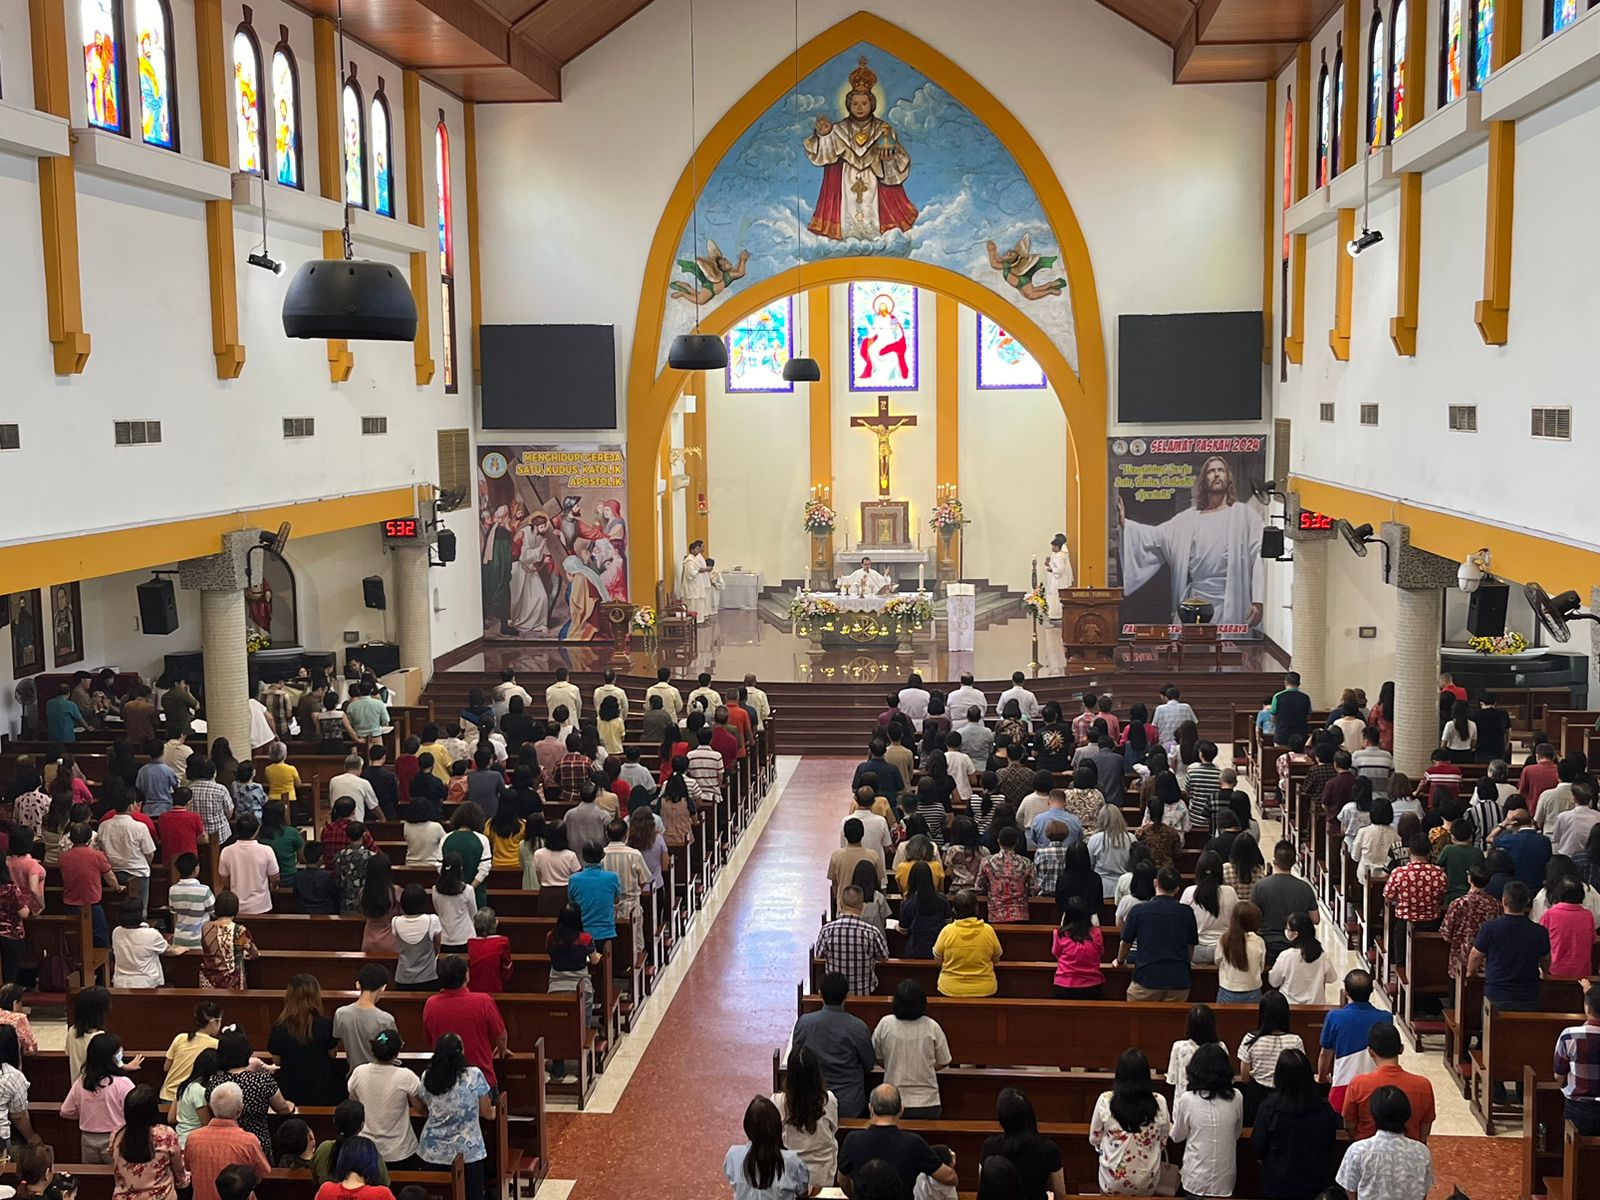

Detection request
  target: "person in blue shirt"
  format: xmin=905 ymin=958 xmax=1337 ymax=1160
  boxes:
xmin=134 ymin=742 xmax=180 ymax=816
xmin=1115 ymin=865 xmax=1199 ymax=1001
xmin=566 ymin=843 xmax=621 ymax=947
xmin=45 ymin=683 xmax=85 ymax=744
xmin=1316 ymin=968 xmax=1393 ymax=1114
xmin=850 ymin=737 xmax=904 ymax=803
xmin=1491 ymin=807 xmax=1553 ymax=891
xmin=1027 ymin=792 xmax=1084 ymax=850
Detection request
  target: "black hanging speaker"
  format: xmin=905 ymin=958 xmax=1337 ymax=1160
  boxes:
xmin=137 ymin=578 xmax=180 ymax=635
xmin=435 ymin=530 xmax=457 ymax=564
xmin=363 ymin=576 xmax=386 ymax=610
xmin=1467 ymin=582 xmax=1510 ymax=637
xmin=1261 ymin=527 xmax=1286 ymax=561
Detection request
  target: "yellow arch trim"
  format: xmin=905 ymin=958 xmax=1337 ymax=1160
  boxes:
xmin=625 ymin=11 xmax=1108 ymax=598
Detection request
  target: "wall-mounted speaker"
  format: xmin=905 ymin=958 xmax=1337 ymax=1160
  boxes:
xmin=1261 ymin=528 xmax=1286 ymax=561
xmin=435 ymin=529 xmax=457 ymax=564
xmin=1467 ymin=582 xmax=1510 ymax=638
xmin=363 ymin=576 xmax=386 ymax=610
xmin=137 ymin=578 xmax=180 ymax=635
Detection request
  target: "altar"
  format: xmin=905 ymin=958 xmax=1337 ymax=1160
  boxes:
xmin=831 ymin=547 xmax=932 ymax=590
xmin=790 ymin=590 xmax=933 ymax=651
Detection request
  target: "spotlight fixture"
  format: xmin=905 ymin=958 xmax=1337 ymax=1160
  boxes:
xmin=1346 ymin=228 xmax=1384 ymax=257
xmin=248 ymin=251 xmax=283 ymax=275
xmin=782 ymin=356 xmax=821 ymax=382
xmin=1526 ymin=582 xmax=1596 ymax=644
xmin=667 ymin=333 xmax=728 ymax=371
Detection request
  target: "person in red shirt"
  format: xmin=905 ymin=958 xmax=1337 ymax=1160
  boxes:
xmin=1541 ymin=878 xmax=1598 ymax=978
xmin=157 ymin=787 xmax=206 ymax=865
xmin=422 ymin=954 xmax=507 ymax=1087
xmin=395 ymin=736 xmax=422 ymax=805
xmin=710 ymin=708 xmax=740 ymax=769
xmin=467 ymin=910 xmax=512 ymax=994
xmin=1383 ymin=836 xmax=1448 ymax=969
xmin=320 ymin=798 xmax=377 ymax=867
xmin=59 ymin=822 xmax=119 ymax=946
xmin=725 ymin=701 xmax=753 ymax=760
xmin=1342 ymin=1021 xmax=1437 ymax=1140
xmin=1522 ymin=744 xmax=1561 ymax=808
xmin=1439 ymin=673 xmax=1468 ymax=707
xmin=311 ymin=1134 xmax=388 ymax=1200
xmin=602 ymin=759 xmax=631 ymax=814
xmin=101 ymin=795 xmax=158 ymax=840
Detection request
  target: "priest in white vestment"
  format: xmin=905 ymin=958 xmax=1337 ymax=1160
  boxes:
xmin=1116 ymin=455 xmax=1265 ymax=628
xmin=679 ymin=539 xmax=711 ymax=622
xmin=1044 ymin=534 xmax=1074 ymax=621
xmin=840 ymin=558 xmax=894 ymax=596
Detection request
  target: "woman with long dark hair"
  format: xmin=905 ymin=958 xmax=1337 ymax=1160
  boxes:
xmin=1115 ymin=860 xmax=1158 ymax=926
xmin=770 ymin=1045 xmax=838 ymax=1192
xmin=1239 ymin=992 xmax=1304 ymax=1109
xmin=1224 ymin=831 xmax=1267 ymax=901
xmin=1134 ymin=798 xmax=1181 ymax=870
xmin=417 ymin=1033 xmax=495 ymax=1200
xmin=851 ymin=858 xmax=891 ymax=932
xmin=979 ymin=1087 xmax=1066 ymax=1200
xmin=532 ymin=819 xmax=581 ymax=887
xmin=432 ymin=853 xmax=478 ymax=954
xmin=1088 ymin=1048 xmax=1171 ymax=1195
xmin=597 ymin=693 xmax=625 ymax=756
xmin=941 ymin=814 xmax=989 ymax=890
xmin=1166 ymin=1003 xmax=1225 ymax=1100
xmin=1052 ymin=842 xmax=1101 ymax=919
xmin=210 ymin=738 xmax=238 ymax=790
xmin=1369 ymin=681 xmax=1396 ymax=753
xmin=310 ymin=1099 xmax=386 ymax=1188
xmin=1250 ymin=1049 xmax=1341 ymax=1198
xmin=268 ymin=973 xmax=345 ymax=1107
xmin=62 ymin=1032 xmax=141 ymax=1162
xmin=1051 ymin=895 xmax=1104 ymax=999
xmin=872 ymin=980 xmax=951 ymax=1120
xmin=544 ymin=903 xmax=599 ymax=1081
xmin=723 ymin=1095 xmax=808 ymax=1199
xmin=899 ymin=860 xmax=952 ymax=958
xmin=660 ymin=758 xmax=698 ymax=849
xmin=1171 ymin=1043 xmax=1242 ymax=1198
xmin=1441 ymin=699 xmax=1478 ymax=761
xmin=1266 ymin=910 xmax=1336 ymax=1004
xmin=205 ymin=1028 xmax=296 ymax=1158
xmin=110 ymin=1083 xmax=188 ymax=1200
xmin=1182 ymin=850 xmax=1236 ymax=964
xmin=168 ymin=1047 xmax=218 ymax=1145
xmin=66 ymin=985 xmax=111 ymax=1080
xmin=312 ymin=1134 xmax=392 ymax=1200
xmin=357 ymin=853 xmax=400 ymax=955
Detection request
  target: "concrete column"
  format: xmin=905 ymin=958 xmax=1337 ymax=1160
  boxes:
xmin=1393 ymin=586 xmax=1444 ymax=776
xmin=393 ymin=544 xmax=434 ymax=686
xmin=198 ymin=588 xmax=252 ymax=754
xmin=1290 ymin=538 xmax=1329 ymax=707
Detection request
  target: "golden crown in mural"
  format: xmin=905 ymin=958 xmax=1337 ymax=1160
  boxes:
xmin=849 ymin=56 xmax=878 ymax=94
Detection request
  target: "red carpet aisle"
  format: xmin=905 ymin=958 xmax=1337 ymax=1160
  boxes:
xmin=543 ymin=757 xmax=848 ymax=1199
xmin=1429 ymin=1136 xmax=1520 ymax=1200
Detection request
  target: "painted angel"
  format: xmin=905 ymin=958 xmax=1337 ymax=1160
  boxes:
xmin=986 ymin=234 xmax=1067 ymax=300
xmin=670 ymin=239 xmax=750 ymax=305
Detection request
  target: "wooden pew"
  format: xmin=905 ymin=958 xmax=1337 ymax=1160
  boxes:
xmin=1525 ymin=1064 xmax=1567 ymax=1200
xmin=1471 ymin=1004 xmax=1584 ymax=1134
xmin=1444 ymin=975 xmax=1584 ymax=1096
xmin=798 ymin=991 xmax=1329 ymax=1071
xmin=4 ymin=1164 xmax=467 ymax=1200
xmin=1542 ymin=1119 xmax=1600 ymax=1200
xmin=810 ymin=957 xmax=1229 ymax=1003
xmin=883 ymin=923 xmax=1120 ymax=962
xmin=1394 ymin=929 xmax=1452 ymax=1047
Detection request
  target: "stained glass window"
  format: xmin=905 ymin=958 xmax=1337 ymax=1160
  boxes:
xmin=848 ymin=282 xmax=919 ymax=392
xmin=270 ymin=40 xmax=301 ymax=189
xmin=83 ymin=0 xmax=125 ymax=134
xmin=1551 ymin=0 xmax=1581 ymax=32
xmin=1472 ymin=0 xmax=1495 ymax=88
xmin=437 ymin=118 xmax=457 ymax=394
xmin=1317 ymin=64 xmax=1331 ymax=187
xmin=725 ymin=299 xmax=794 ymax=393
xmin=232 ymin=26 xmax=263 ymax=171
xmin=1368 ymin=10 xmax=1386 ymax=151
xmin=1283 ymin=90 xmax=1294 ymax=264
xmin=135 ymin=0 xmax=174 ymax=148
xmin=342 ymin=78 xmax=365 ymax=207
xmin=976 ymin=313 xmax=1044 ymax=389
xmin=370 ymin=82 xmax=393 ymax=217
xmin=1442 ymin=0 xmax=1464 ymax=103
xmin=1392 ymin=0 xmax=1409 ymax=136
xmin=1333 ymin=45 xmax=1345 ymax=173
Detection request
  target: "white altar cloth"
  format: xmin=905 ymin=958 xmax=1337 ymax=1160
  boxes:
xmin=806 ymin=591 xmax=930 ymax=612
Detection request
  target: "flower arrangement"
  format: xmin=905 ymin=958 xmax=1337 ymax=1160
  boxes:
xmin=789 ymin=592 xmax=841 ymax=621
xmin=803 ymin=499 xmax=836 ymax=534
xmin=883 ymin=593 xmax=933 ymax=624
xmin=632 ymin=606 xmax=657 ymax=631
xmin=1467 ymin=631 xmax=1529 ymax=655
xmin=928 ymin=498 xmax=967 ymax=534
xmin=245 ymin=630 xmax=271 ymax=653
xmin=1023 ymin=585 xmax=1049 ymax=621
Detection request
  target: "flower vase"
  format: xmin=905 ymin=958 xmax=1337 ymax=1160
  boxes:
xmin=937 ymin=527 xmax=962 ymax=582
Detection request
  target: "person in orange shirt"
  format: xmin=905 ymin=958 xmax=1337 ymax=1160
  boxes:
xmin=1342 ymin=1021 xmax=1436 ymax=1141
xmin=726 ymin=695 xmax=754 ymax=759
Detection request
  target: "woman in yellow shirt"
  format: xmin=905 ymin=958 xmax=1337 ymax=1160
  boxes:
xmin=894 ymin=835 xmax=945 ymax=894
xmin=931 ymin=889 xmax=1003 ymax=997
xmin=484 ymin=807 xmax=526 ymax=869
xmin=262 ymin=743 xmax=301 ymax=804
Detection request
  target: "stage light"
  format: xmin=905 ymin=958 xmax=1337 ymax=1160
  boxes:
xmin=247 ymin=251 xmax=283 ymax=275
xmin=1346 ymin=228 xmax=1384 ymax=257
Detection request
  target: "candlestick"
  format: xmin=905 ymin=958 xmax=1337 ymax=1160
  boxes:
xmin=918 ymin=562 xmax=925 ymax=590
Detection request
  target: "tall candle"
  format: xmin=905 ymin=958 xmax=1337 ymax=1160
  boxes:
xmin=918 ymin=562 xmax=925 ymax=590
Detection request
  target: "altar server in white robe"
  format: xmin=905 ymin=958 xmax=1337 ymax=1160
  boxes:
xmin=947 ymin=675 xmax=988 ymax=728
xmin=1044 ymin=533 xmax=1074 ymax=622
xmin=680 ymin=539 xmax=711 ymax=622
xmin=840 ymin=557 xmax=894 ymax=596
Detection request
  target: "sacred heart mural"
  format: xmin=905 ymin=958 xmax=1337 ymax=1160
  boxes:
xmin=657 ymin=42 xmax=1078 ymax=376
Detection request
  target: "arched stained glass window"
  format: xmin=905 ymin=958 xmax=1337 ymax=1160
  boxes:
xmin=135 ymin=0 xmax=175 ymax=149
xmin=1333 ymin=40 xmax=1345 ymax=173
xmin=1392 ymin=0 xmax=1409 ymax=136
xmin=82 ymin=0 xmax=126 ymax=134
xmin=437 ymin=116 xmax=457 ymax=394
xmin=1442 ymin=0 xmax=1465 ymax=103
xmin=1472 ymin=0 xmax=1495 ymax=88
xmin=232 ymin=21 xmax=264 ymax=172
xmin=1550 ymin=0 xmax=1582 ymax=33
xmin=342 ymin=72 xmax=365 ymax=207
xmin=270 ymin=32 xmax=302 ymax=189
xmin=1368 ymin=7 xmax=1386 ymax=150
xmin=726 ymin=300 xmax=795 ymax=392
xmin=1317 ymin=60 xmax=1331 ymax=187
xmin=370 ymin=78 xmax=393 ymax=217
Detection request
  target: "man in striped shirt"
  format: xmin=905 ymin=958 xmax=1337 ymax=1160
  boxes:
xmin=686 ymin=729 xmax=726 ymax=803
xmin=1185 ymin=742 xmax=1222 ymax=832
xmin=166 ymin=852 xmax=215 ymax=948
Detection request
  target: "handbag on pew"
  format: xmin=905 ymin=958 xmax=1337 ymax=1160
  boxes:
xmin=40 ymin=929 xmax=72 ymax=995
xmin=1154 ymin=1158 xmax=1181 ymax=1197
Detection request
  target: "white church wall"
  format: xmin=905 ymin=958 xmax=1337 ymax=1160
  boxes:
xmin=1323 ymin=547 xmax=1400 ymax=700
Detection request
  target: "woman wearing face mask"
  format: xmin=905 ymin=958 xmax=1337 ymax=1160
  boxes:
xmin=60 ymin=1032 xmax=145 ymax=1163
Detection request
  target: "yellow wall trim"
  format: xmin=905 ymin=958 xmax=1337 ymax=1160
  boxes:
xmin=31 ymin=0 xmax=90 ymax=375
xmin=935 ymin=293 xmax=960 ymax=490
xmin=684 ymin=378 xmax=708 ymax=549
xmin=1329 ymin=208 xmax=1354 ymax=360
xmin=1402 ymin=0 xmax=1427 ymax=133
xmin=1474 ymin=120 xmax=1515 ymax=347
xmin=1284 ymin=45 xmax=1310 ymax=368
xmin=807 ymin=286 xmax=833 ymax=493
xmin=320 ymin=230 xmax=355 ymax=380
xmin=403 ymin=73 xmax=435 ymax=386
xmin=1390 ymin=172 xmax=1422 ymax=356
xmin=1339 ymin=1 xmax=1360 ymax=175
xmin=0 ymin=487 xmax=424 ymax=596
xmin=1291 ymin=475 xmax=1599 ymax=597
xmin=657 ymin=436 xmax=674 ymax=602
xmin=1287 ymin=235 xmax=1308 ymax=365
xmin=623 ymin=13 xmax=1109 ymax=598
xmin=194 ymin=0 xmax=244 ymax=379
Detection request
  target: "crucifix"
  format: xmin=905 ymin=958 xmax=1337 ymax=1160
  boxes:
xmin=851 ymin=394 xmax=918 ymax=496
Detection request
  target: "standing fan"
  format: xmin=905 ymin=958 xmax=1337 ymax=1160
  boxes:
xmin=1525 ymin=583 xmax=1595 ymax=644
xmin=12 ymin=678 xmax=37 ymax=737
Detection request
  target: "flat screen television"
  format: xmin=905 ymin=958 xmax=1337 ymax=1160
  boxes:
xmin=1117 ymin=312 xmax=1264 ymax=423
xmin=480 ymin=324 xmax=617 ymax=430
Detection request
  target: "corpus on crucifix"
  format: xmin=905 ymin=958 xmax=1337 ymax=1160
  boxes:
xmin=851 ymin=395 xmax=918 ymax=496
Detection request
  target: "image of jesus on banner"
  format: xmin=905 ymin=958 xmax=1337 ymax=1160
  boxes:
xmin=804 ymin=56 xmax=918 ymax=241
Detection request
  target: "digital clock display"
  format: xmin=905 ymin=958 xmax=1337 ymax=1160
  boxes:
xmin=1299 ymin=509 xmax=1334 ymax=531
xmin=382 ymin=518 xmax=420 ymax=539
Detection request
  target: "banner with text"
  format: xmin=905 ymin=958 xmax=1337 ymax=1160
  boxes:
xmin=1107 ymin=435 xmax=1269 ymax=638
xmin=477 ymin=444 xmax=628 ymax=642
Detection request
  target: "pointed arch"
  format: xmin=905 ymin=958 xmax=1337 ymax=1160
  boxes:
xmin=1391 ymin=0 xmax=1408 ymax=136
xmin=624 ymin=12 xmax=1108 ymax=597
xmin=342 ymin=68 xmax=366 ymax=208
xmin=437 ymin=114 xmax=458 ymax=394
xmin=135 ymin=0 xmax=177 ymax=149
xmin=82 ymin=0 xmax=127 ymax=134
xmin=270 ymin=28 xmax=303 ymax=189
xmin=1332 ymin=40 xmax=1345 ymax=172
xmin=1316 ymin=58 xmax=1331 ymax=186
xmin=1441 ymin=0 xmax=1465 ymax=103
xmin=371 ymin=77 xmax=394 ymax=217
xmin=232 ymin=15 xmax=265 ymax=171
xmin=1367 ymin=5 xmax=1386 ymax=151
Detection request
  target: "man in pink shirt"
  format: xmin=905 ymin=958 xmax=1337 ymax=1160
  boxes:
xmin=1541 ymin=879 xmax=1598 ymax=978
xmin=216 ymin=815 xmax=280 ymax=914
xmin=185 ymin=1082 xmax=272 ymax=1200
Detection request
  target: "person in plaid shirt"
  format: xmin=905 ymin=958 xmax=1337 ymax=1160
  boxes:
xmin=320 ymin=796 xmax=377 ymax=866
xmin=1439 ymin=862 xmax=1500 ymax=978
xmin=1555 ymin=984 xmax=1600 ymax=1134
xmin=185 ymin=756 xmax=235 ymax=841
xmin=556 ymin=734 xmax=594 ymax=803
xmin=1031 ymin=822 xmax=1072 ymax=895
xmin=1383 ymin=835 xmax=1448 ymax=969
xmin=1070 ymin=692 xmax=1100 ymax=745
xmin=814 ymin=887 xmax=889 ymax=995
xmin=978 ymin=826 xmax=1035 ymax=922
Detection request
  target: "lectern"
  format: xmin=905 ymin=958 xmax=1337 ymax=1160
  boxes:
xmin=1060 ymin=588 xmax=1122 ymax=664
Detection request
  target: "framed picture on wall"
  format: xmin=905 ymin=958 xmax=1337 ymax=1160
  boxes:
xmin=50 ymin=582 xmax=84 ymax=668
xmin=7 ymin=591 xmax=45 ymax=677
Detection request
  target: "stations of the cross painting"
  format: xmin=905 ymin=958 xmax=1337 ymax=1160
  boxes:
xmin=850 ymin=394 xmax=918 ymax=496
